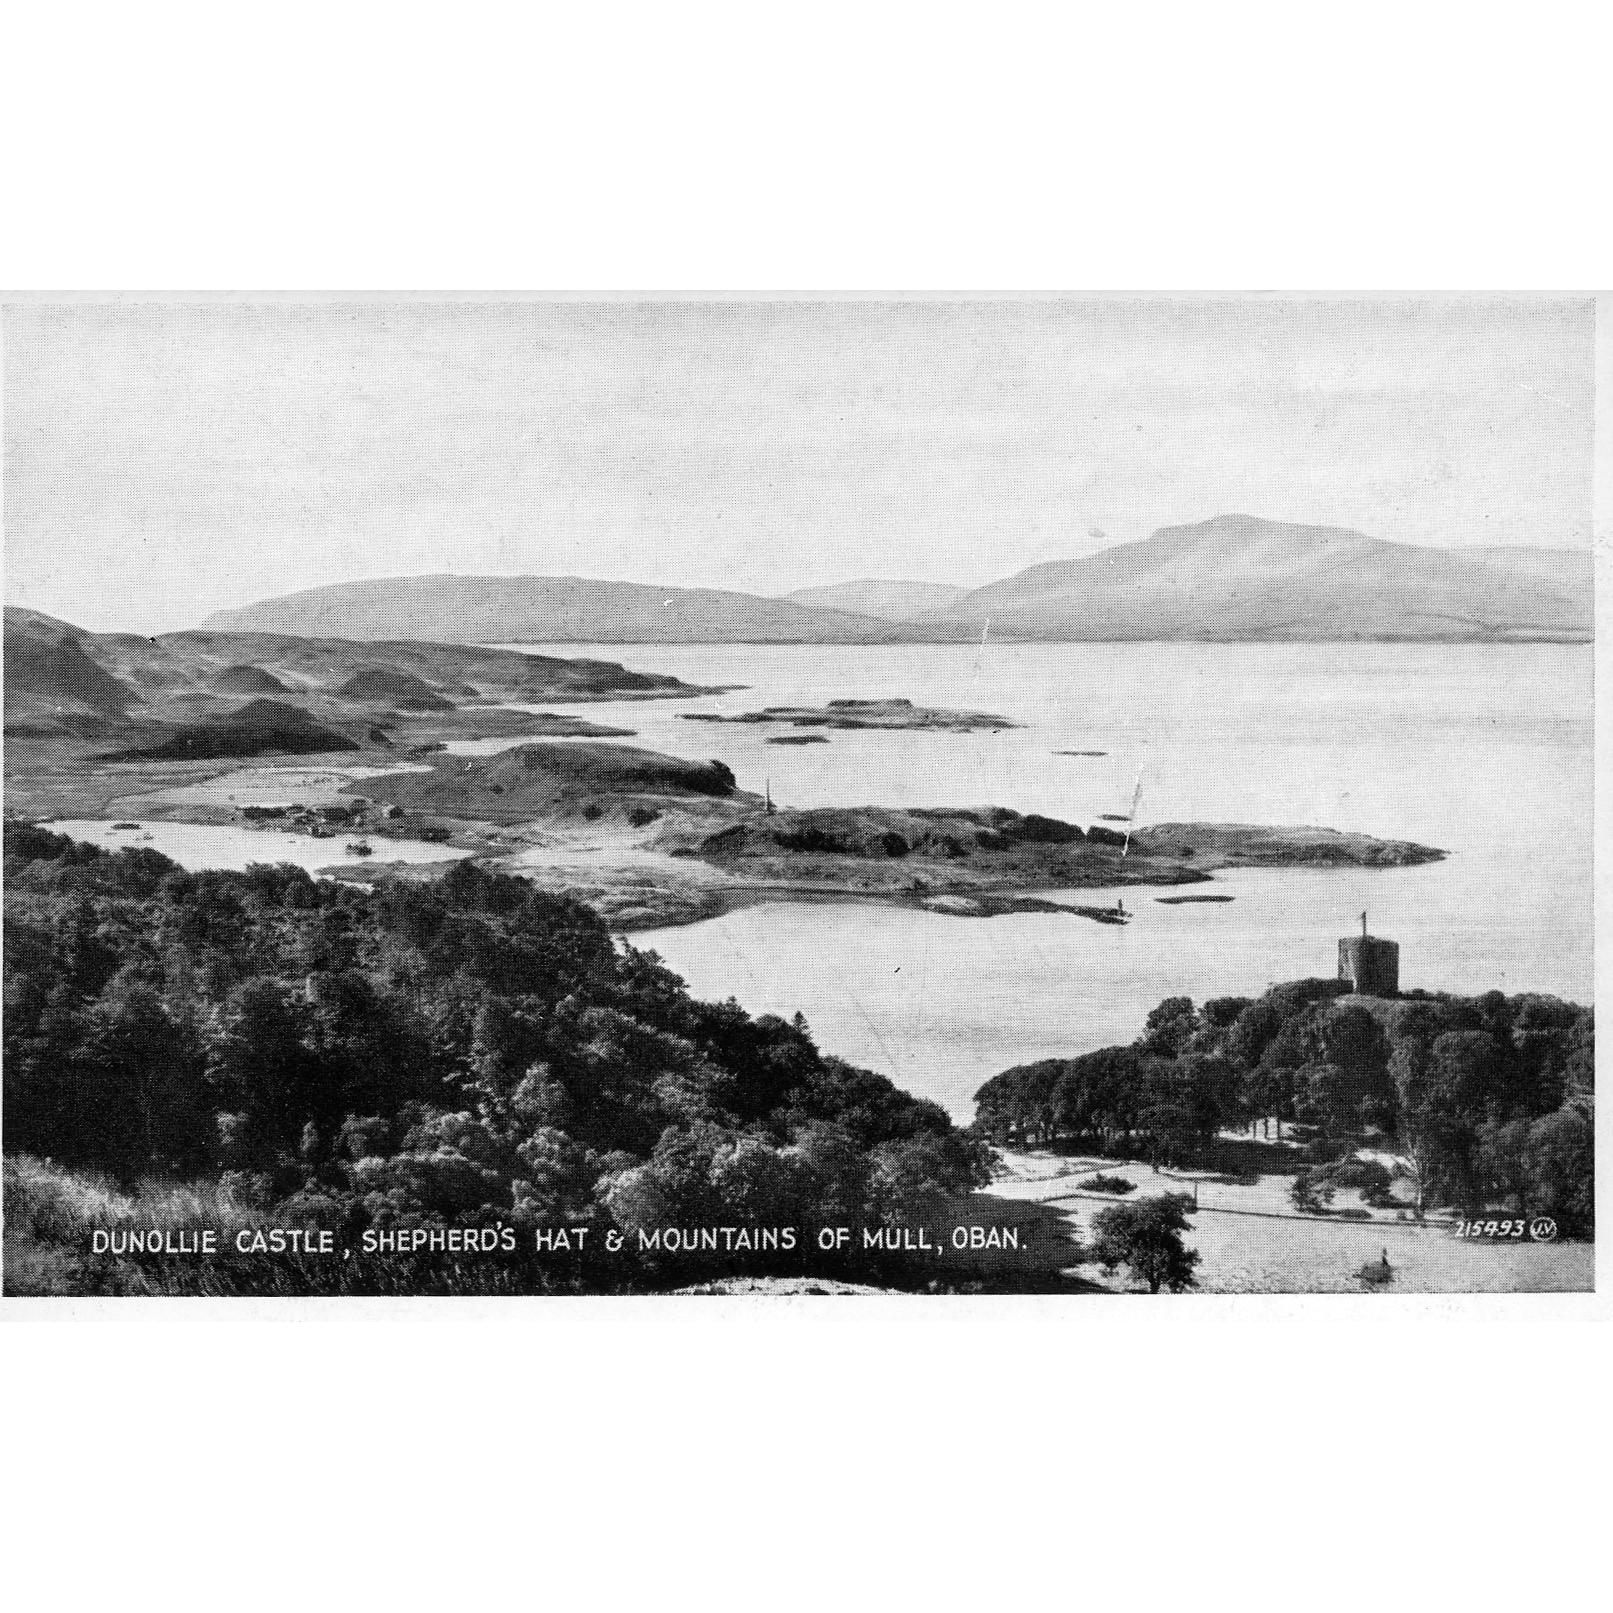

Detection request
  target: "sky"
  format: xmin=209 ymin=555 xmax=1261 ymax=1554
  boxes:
xmin=3 ymin=295 xmax=1596 ymax=634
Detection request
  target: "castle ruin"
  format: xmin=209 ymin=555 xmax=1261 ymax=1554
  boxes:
xmin=1338 ymin=912 xmax=1399 ymax=996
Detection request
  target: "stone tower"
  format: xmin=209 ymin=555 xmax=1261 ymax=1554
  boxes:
xmin=1338 ymin=912 xmax=1399 ymax=997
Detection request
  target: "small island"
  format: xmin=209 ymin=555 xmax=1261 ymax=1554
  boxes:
xmin=680 ymin=697 xmax=1016 ymax=732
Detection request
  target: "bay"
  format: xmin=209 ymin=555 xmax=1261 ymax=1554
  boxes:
xmin=44 ymin=818 xmax=471 ymax=877
xmin=506 ymin=642 xmax=1593 ymax=1123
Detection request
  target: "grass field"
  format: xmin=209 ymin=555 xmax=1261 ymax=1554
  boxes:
xmin=990 ymin=1151 xmax=1594 ymax=1294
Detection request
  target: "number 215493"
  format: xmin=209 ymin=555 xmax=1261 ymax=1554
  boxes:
xmin=1453 ymin=1217 xmax=1557 ymax=1241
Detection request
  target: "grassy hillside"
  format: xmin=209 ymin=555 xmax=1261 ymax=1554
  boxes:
xmin=2 ymin=605 xmax=718 ymax=814
xmin=210 ymin=664 xmax=291 ymax=694
xmin=337 ymin=668 xmax=454 ymax=709
xmin=3 ymin=607 xmax=140 ymax=727
xmin=4 ymin=606 xmax=704 ymax=738
xmin=357 ymin=741 xmax=740 ymax=824
xmin=200 ymin=574 xmax=963 ymax=644
xmin=106 ymin=698 xmax=360 ymax=761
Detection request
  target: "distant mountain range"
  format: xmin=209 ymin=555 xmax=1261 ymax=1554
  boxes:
xmin=200 ymin=575 xmax=950 ymax=645
xmin=921 ymin=515 xmax=1591 ymax=642
xmin=174 ymin=514 xmax=1589 ymax=645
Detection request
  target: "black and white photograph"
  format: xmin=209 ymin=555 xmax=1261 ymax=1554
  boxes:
xmin=4 ymin=10 xmax=1611 ymax=1611
xmin=2 ymin=294 xmax=1595 ymax=1299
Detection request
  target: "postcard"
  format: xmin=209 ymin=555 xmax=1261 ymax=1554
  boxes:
xmin=2 ymin=294 xmax=1594 ymax=1298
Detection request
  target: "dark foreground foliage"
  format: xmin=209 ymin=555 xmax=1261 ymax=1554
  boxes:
xmin=975 ymin=978 xmax=1593 ymax=1236
xmin=3 ymin=823 xmax=992 ymax=1293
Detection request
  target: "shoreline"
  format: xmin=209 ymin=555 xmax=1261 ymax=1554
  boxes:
xmin=11 ymin=720 xmax=1451 ymax=935
xmin=24 ymin=796 xmax=1447 ymax=938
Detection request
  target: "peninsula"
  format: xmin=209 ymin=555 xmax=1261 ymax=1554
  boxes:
xmin=335 ymin=743 xmax=1445 ymax=930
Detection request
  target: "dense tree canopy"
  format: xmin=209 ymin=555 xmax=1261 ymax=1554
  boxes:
xmin=974 ymin=973 xmax=1593 ymax=1234
xmin=3 ymin=824 xmax=992 ymax=1279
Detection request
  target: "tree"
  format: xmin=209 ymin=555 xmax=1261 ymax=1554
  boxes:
xmin=1504 ymin=996 xmax=1584 ymax=1117
xmin=1226 ymin=999 xmax=1283 ymax=1073
xmin=1316 ymin=1003 xmax=1393 ymax=1129
xmin=64 ymin=974 xmax=210 ymax=1181
xmin=1427 ymin=1030 xmax=1503 ymax=1118
xmin=205 ymin=978 xmax=324 ymax=1165
xmin=1390 ymin=1028 xmax=1505 ymax=1212
xmin=1294 ymin=1062 xmax=1350 ymax=1135
xmin=1243 ymin=1057 xmax=1296 ymax=1144
xmin=1177 ymin=1052 xmax=1239 ymax=1151
xmin=1051 ymin=1046 xmax=1144 ymax=1148
xmin=1138 ymin=1053 xmax=1236 ymax=1164
xmin=1089 ymin=1193 xmax=1201 ymax=1293
xmin=1521 ymin=1109 xmax=1594 ymax=1238
xmin=1423 ymin=1030 xmax=1502 ymax=1208
xmin=1201 ymin=996 xmax=1253 ymax=1031
xmin=1142 ymin=996 xmax=1198 ymax=1057
xmin=1295 ymin=1048 xmax=1391 ymax=1138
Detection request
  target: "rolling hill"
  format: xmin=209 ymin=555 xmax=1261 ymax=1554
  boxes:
xmin=210 ymin=664 xmax=291 ymax=695
xmin=3 ymin=607 xmax=141 ymax=727
xmin=2 ymin=605 xmax=711 ymax=759
xmin=193 ymin=519 xmax=1590 ymax=646
xmin=919 ymin=515 xmax=1592 ymax=642
xmin=356 ymin=741 xmax=739 ymax=824
xmin=201 ymin=575 xmax=946 ymax=644
xmin=107 ymin=698 xmax=360 ymax=761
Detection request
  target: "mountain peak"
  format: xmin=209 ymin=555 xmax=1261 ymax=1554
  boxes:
xmin=927 ymin=517 xmax=1589 ymax=642
xmin=1145 ymin=513 xmax=1382 ymax=553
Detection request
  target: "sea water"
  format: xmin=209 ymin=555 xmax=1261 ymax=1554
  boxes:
xmin=41 ymin=642 xmax=1589 ymax=1125
xmin=505 ymin=642 xmax=1593 ymax=1122
xmin=43 ymin=818 xmax=471 ymax=877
